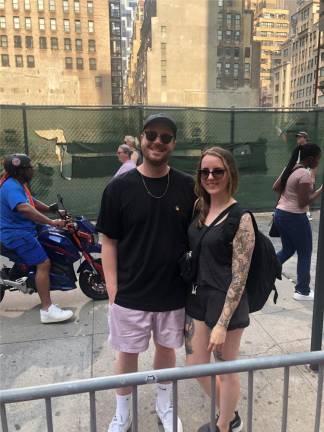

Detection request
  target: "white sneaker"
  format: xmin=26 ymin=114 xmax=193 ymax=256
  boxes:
xmin=307 ymin=212 xmax=313 ymax=221
xmin=156 ymin=402 xmax=183 ymax=432
xmin=40 ymin=304 xmax=73 ymax=323
xmin=293 ymin=290 xmax=314 ymax=301
xmin=107 ymin=414 xmax=132 ymax=432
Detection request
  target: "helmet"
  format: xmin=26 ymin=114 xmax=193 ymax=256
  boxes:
xmin=3 ymin=154 xmax=32 ymax=176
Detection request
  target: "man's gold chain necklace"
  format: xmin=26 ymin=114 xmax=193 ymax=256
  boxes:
xmin=140 ymin=171 xmax=170 ymax=199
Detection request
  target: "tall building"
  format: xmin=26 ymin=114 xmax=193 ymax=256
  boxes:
xmin=109 ymin=0 xmax=123 ymax=104
xmin=317 ymin=0 xmax=324 ymax=106
xmin=252 ymin=1 xmax=290 ymax=106
xmin=124 ymin=0 xmax=143 ymax=104
xmin=0 ymin=0 xmax=111 ymax=105
xmin=127 ymin=0 xmax=260 ymax=108
xmin=272 ymin=0 xmax=320 ymax=108
xmin=120 ymin=0 xmax=137 ymax=86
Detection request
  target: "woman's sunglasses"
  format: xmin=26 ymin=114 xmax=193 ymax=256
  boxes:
xmin=198 ymin=168 xmax=226 ymax=180
xmin=144 ymin=130 xmax=174 ymax=144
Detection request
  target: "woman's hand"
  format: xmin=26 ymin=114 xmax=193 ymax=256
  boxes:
xmin=207 ymin=323 xmax=227 ymax=355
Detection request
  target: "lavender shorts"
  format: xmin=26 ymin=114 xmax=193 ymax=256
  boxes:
xmin=108 ymin=303 xmax=185 ymax=353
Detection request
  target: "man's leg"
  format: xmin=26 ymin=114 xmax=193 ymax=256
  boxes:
xmin=35 ymin=259 xmax=51 ymax=310
xmin=107 ymin=304 xmax=151 ymax=431
xmin=153 ymin=308 xmax=185 ymax=432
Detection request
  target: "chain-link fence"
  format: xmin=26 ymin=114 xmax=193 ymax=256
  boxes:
xmin=1 ymin=105 xmax=323 ymax=218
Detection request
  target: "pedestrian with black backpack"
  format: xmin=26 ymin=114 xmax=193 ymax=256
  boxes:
xmin=185 ymin=147 xmax=254 ymax=432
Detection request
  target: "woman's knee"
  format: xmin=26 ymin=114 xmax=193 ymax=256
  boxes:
xmin=218 ymin=372 xmax=240 ymax=386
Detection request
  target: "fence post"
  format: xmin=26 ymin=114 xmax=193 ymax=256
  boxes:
xmin=310 ymin=172 xmax=324 ymax=370
xmin=230 ymin=106 xmax=235 ymax=146
xmin=22 ymin=103 xmax=29 ymax=155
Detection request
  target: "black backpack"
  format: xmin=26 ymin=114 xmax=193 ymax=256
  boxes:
xmin=225 ymin=206 xmax=282 ymax=313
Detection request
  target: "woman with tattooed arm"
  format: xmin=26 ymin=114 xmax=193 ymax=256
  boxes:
xmin=185 ymin=147 xmax=255 ymax=432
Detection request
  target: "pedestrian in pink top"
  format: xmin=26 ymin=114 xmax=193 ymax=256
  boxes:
xmin=273 ymin=144 xmax=322 ymax=301
xmin=114 ymin=144 xmax=136 ymax=178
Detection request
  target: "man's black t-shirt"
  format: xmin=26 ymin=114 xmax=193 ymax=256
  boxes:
xmin=96 ymin=168 xmax=195 ymax=311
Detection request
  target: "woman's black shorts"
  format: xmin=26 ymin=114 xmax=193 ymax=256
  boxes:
xmin=185 ymin=285 xmax=250 ymax=330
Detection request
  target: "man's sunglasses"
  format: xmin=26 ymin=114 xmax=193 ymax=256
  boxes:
xmin=144 ymin=130 xmax=174 ymax=144
xmin=198 ymin=168 xmax=226 ymax=180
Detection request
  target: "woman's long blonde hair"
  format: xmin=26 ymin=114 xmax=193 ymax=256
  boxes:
xmin=195 ymin=146 xmax=239 ymax=227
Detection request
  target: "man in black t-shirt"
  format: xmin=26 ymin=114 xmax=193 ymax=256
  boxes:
xmin=96 ymin=113 xmax=195 ymax=432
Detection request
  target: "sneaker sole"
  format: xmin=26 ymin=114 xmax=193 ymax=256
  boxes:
xmin=232 ymin=421 xmax=243 ymax=432
xmin=41 ymin=314 xmax=73 ymax=324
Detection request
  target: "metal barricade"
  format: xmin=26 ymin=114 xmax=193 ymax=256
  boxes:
xmin=1 ymin=351 xmax=323 ymax=432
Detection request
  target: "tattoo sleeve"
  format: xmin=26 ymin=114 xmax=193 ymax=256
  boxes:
xmin=217 ymin=213 xmax=255 ymax=329
xmin=184 ymin=315 xmax=195 ymax=355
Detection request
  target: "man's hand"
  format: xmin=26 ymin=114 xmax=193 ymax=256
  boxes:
xmin=51 ymin=219 xmax=66 ymax=228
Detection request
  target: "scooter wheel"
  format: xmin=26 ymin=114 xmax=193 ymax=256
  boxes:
xmin=79 ymin=260 xmax=108 ymax=301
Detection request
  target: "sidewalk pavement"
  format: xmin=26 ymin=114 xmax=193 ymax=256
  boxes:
xmin=0 ymin=212 xmax=323 ymax=432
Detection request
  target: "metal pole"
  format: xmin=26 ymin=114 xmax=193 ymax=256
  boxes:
xmin=22 ymin=103 xmax=29 ymax=155
xmin=310 ymin=171 xmax=324 ymax=369
xmin=230 ymin=106 xmax=235 ymax=146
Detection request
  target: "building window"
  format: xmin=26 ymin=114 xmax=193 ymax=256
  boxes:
xmin=88 ymin=20 xmax=94 ymax=33
xmin=0 ymin=16 xmax=5 ymax=28
xmin=51 ymin=37 xmax=58 ymax=49
xmin=64 ymin=37 xmax=71 ymax=50
xmin=234 ymin=31 xmax=240 ymax=41
xmin=0 ymin=0 xmax=4 ymax=9
xmin=244 ymin=63 xmax=250 ymax=73
xmin=111 ymin=21 xmax=121 ymax=36
xmin=217 ymin=30 xmax=222 ymax=40
xmin=25 ymin=17 xmax=32 ymax=30
xmin=25 ymin=35 xmax=33 ymax=48
xmin=50 ymin=18 xmax=56 ymax=31
xmin=235 ymin=14 xmax=240 ymax=28
xmin=0 ymin=35 xmax=8 ymax=47
xmin=37 ymin=0 xmax=44 ymax=11
xmin=27 ymin=55 xmax=34 ymax=67
xmin=12 ymin=0 xmax=19 ymax=10
xmin=218 ymin=0 xmax=223 ymax=6
xmin=76 ymin=57 xmax=83 ymax=69
xmin=225 ymin=63 xmax=231 ymax=75
xmin=63 ymin=0 xmax=69 ymax=12
xmin=216 ymin=62 xmax=222 ymax=73
xmin=89 ymin=58 xmax=96 ymax=70
xmin=111 ymin=40 xmax=121 ymax=55
xmin=234 ymin=47 xmax=240 ymax=58
xmin=49 ymin=0 xmax=55 ymax=11
xmin=161 ymin=75 xmax=167 ymax=85
xmin=233 ymin=63 xmax=239 ymax=77
xmin=87 ymin=0 xmax=93 ymax=15
xmin=75 ymin=20 xmax=81 ymax=32
xmin=13 ymin=16 xmax=20 ymax=29
xmin=95 ymin=76 xmax=102 ymax=87
xmin=111 ymin=58 xmax=122 ymax=74
xmin=15 ymin=54 xmax=23 ymax=67
xmin=14 ymin=35 xmax=22 ymax=48
xmin=74 ymin=0 xmax=80 ymax=13
xmin=39 ymin=36 xmax=47 ymax=49
xmin=75 ymin=38 xmax=82 ymax=51
xmin=24 ymin=0 xmax=30 ymax=10
xmin=110 ymin=3 xmax=120 ymax=18
xmin=1 ymin=54 xmax=10 ymax=66
xmin=64 ymin=19 xmax=70 ymax=32
xmin=225 ymin=30 xmax=232 ymax=40
xmin=226 ymin=14 xmax=231 ymax=27
xmin=88 ymin=39 xmax=96 ymax=52
xmin=65 ymin=57 xmax=73 ymax=69
xmin=39 ymin=17 xmax=45 ymax=31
